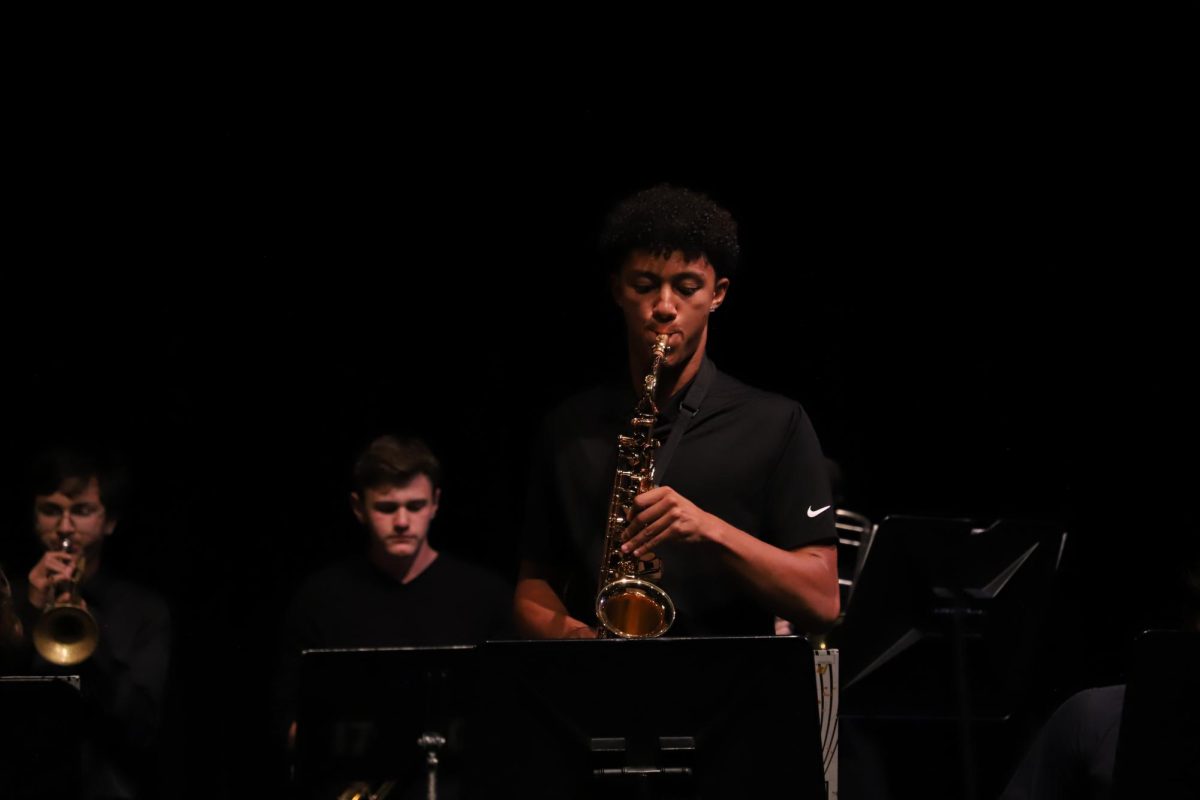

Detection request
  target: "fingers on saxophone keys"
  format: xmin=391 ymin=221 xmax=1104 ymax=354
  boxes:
xmin=625 ymin=534 xmax=655 ymax=557
xmin=622 ymin=526 xmax=651 ymax=554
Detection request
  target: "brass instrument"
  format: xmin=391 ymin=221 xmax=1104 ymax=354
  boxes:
xmin=337 ymin=780 xmax=396 ymax=800
xmin=0 ymin=561 xmax=23 ymax=648
xmin=335 ymin=732 xmax=443 ymax=800
xmin=595 ymin=334 xmax=676 ymax=638
xmin=32 ymin=535 xmax=99 ymax=665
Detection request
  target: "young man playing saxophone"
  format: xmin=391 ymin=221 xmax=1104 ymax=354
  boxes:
xmin=514 ymin=184 xmax=840 ymax=639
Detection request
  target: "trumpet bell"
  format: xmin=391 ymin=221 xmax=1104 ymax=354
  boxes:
xmin=33 ymin=604 xmax=99 ymax=665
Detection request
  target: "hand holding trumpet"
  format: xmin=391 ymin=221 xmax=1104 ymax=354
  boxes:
xmin=28 ymin=542 xmax=87 ymax=610
xmin=29 ymin=535 xmax=98 ymax=665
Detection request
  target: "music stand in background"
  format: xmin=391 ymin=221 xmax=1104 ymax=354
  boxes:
xmin=828 ymin=515 xmax=1068 ymax=798
xmin=0 ymin=676 xmax=82 ymax=799
xmin=296 ymin=645 xmax=475 ymax=800
xmin=469 ymin=636 xmax=826 ymax=800
xmin=831 ymin=515 xmax=1067 ymax=719
xmin=1112 ymin=630 xmax=1200 ymax=799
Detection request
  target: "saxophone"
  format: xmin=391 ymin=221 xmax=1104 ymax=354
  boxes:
xmin=595 ymin=334 xmax=676 ymax=638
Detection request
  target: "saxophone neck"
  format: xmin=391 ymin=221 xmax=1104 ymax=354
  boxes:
xmin=634 ymin=335 xmax=671 ymax=416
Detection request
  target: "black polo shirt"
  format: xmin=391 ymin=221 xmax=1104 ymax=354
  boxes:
xmin=522 ymin=361 xmax=836 ymax=637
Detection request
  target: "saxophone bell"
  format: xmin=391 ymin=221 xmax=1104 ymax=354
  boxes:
xmin=597 ymin=577 xmax=676 ymax=638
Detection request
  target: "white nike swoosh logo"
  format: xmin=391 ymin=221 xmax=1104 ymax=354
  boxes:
xmin=807 ymin=505 xmax=831 ymax=518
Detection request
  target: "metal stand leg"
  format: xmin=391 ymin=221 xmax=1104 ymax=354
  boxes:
xmin=417 ymin=732 xmax=446 ymax=800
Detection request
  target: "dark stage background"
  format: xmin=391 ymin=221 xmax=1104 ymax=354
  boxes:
xmin=2 ymin=69 xmax=1189 ymax=798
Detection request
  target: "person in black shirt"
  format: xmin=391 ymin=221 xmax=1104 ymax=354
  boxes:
xmin=9 ymin=446 xmax=170 ymax=800
xmin=1000 ymin=543 xmax=1200 ymax=800
xmin=515 ymin=184 xmax=840 ymax=639
xmin=277 ymin=435 xmax=512 ymax=749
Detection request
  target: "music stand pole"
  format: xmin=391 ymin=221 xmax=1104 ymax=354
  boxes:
xmin=951 ymin=589 xmax=979 ymax=800
xmin=417 ymin=732 xmax=446 ymax=800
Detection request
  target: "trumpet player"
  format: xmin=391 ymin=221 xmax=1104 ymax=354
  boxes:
xmin=11 ymin=446 xmax=170 ymax=800
xmin=515 ymin=184 xmax=841 ymax=639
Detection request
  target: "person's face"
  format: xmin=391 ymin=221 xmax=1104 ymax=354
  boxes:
xmin=612 ymin=249 xmax=729 ymax=370
xmin=352 ymin=475 xmax=440 ymax=561
xmin=33 ymin=476 xmax=116 ymax=556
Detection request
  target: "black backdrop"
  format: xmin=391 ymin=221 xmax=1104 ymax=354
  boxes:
xmin=2 ymin=66 xmax=1189 ymax=797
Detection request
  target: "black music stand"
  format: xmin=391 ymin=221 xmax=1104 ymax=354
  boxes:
xmin=468 ymin=636 xmax=826 ymax=800
xmin=0 ymin=676 xmax=82 ymax=800
xmin=1112 ymin=630 xmax=1200 ymax=799
xmin=827 ymin=515 xmax=1067 ymax=799
xmin=830 ymin=515 xmax=1067 ymax=720
xmin=295 ymin=645 xmax=476 ymax=800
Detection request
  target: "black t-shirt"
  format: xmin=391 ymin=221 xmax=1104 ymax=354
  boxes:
xmin=522 ymin=362 xmax=836 ymax=636
xmin=276 ymin=552 xmax=513 ymax=730
xmin=282 ymin=552 xmax=513 ymax=649
xmin=1001 ymin=685 xmax=1125 ymax=800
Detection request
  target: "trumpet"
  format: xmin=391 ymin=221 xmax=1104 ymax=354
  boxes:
xmin=32 ymin=535 xmax=99 ymax=665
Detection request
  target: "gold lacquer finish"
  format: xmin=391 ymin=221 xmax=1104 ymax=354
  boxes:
xmin=595 ymin=335 xmax=676 ymax=638
xmin=337 ymin=780 xmax=396 ymax=800
xmin=601 ymin=588 xmax=666 ymax=637
xmin=0 ymin=562 xmax=23 ymax=649
xmin=32 ymin=535 xmax=99 ymax=665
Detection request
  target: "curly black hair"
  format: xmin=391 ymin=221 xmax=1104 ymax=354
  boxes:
xmin=598 ymin=184 xmax=740 ymax=280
